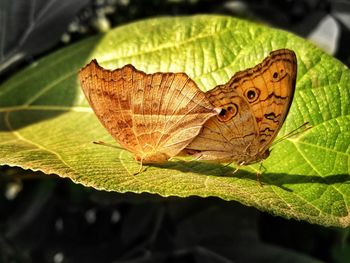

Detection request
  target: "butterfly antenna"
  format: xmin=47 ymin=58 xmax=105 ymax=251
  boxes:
xmin=272 ymin=122 xmax=311 ymax=146
xmin=93 ymin=141 xmax=123 ymax=150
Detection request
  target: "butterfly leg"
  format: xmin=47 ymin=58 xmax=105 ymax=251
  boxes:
xmin=256 ymin=162 xmax=265 ymax=187
xmin=133 ymin=158 xmax=146 ymax=175
xmin=256 ymin=172 xmax=263 ymax=186
xmin=232 ymin=166 xmax=240 ymax=174
xmin=216 ymin=161 xmax=238 ymax=175
xmin=231 ymin=161 xmax=245 ymax=174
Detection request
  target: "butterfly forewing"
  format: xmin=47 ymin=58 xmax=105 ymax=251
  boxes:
xmin=79 ymin=61 xmax=139 ymax=153
xmin=79 ymin=60 xmax=219 ymax=163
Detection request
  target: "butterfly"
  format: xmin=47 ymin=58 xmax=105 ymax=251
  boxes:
xmin=182 ymin=49 xmax=297 ymax=167
xmin=78 ymin=60 xmax=220 ymax=164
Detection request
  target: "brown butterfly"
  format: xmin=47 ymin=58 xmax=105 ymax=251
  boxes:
xmin=78 ymin=60 xmax=220 ymax=164
xmin=183 ymin=49 xmax=297 ymax=167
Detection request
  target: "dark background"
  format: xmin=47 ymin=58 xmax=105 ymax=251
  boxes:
xmin=1 ymin=0 xmax=350 ymax=262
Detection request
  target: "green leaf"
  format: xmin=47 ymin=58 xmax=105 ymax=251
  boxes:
xmin=0 ymin=15 xmax=349 ymax=227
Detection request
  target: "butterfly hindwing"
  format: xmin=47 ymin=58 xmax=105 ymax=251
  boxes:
xmin=184 ymin=49 xmax=297 ymax=165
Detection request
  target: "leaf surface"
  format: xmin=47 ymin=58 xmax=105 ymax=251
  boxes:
xmin=1 ymin=15 xmax=349 ymax=227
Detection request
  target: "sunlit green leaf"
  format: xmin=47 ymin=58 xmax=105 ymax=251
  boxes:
xmin=1 ymin=15 xmax=349 ymax=227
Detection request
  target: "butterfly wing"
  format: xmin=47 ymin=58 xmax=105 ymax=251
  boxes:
xmin=79 ymin=60 xmax=219 ymax=163
xmin=184 ymin=87 xmax=257 ymax=163
xmin=226 ymin=49 xmax=297 ymax=157
xmin=184 ymin=49 xmax=297 ymax=164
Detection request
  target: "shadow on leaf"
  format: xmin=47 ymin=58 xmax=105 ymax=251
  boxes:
xmin=151 ymin=160 xmax=350 ymax=191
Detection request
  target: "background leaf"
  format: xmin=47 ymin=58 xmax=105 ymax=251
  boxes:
xmin=0 ymin=0 xmax=89 ymax=74
xmin=0 ymin=15 xmax=349 ymax=227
